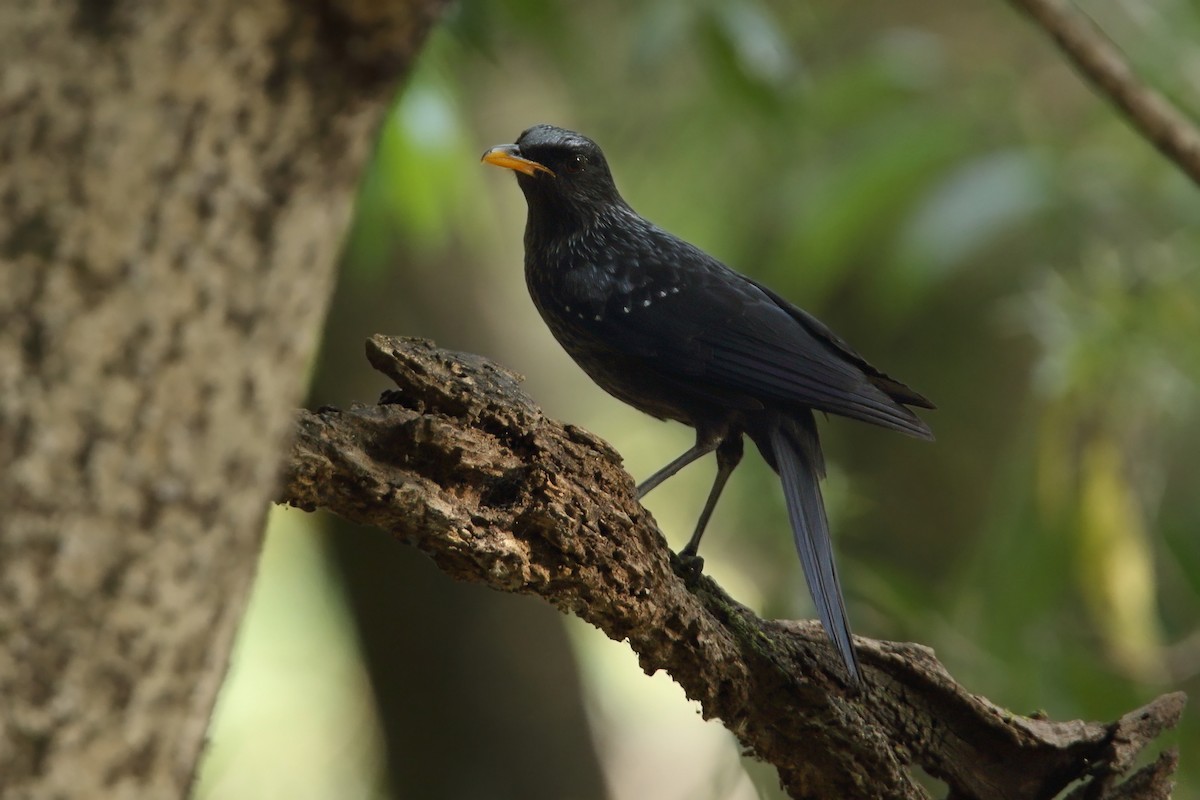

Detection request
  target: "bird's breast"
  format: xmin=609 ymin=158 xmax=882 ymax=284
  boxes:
xmin=525 ymin=251 xmax=683 ymax=332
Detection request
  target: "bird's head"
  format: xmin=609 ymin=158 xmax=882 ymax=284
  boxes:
xmin=482 ymin=124 xmax=624 ymax=229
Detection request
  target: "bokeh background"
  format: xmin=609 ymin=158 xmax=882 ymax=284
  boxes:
xmin=194 ymin=1 xmax=1200 ymax=797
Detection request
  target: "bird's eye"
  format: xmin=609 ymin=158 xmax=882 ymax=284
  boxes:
xmin=564 ymin=154 xmax=587 ymax=174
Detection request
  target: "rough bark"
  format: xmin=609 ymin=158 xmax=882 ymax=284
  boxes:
xmin=281 ymin=335 xmax=1185 ymax=800
xmin=0 ymin=2 xmax=443 ymax=798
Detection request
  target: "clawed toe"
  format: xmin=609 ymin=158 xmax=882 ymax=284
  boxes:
xmin=675 ymin=551 xmax=706 ymax=581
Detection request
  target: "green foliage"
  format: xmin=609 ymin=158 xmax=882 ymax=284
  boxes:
xmin=336 ymin=0 xmax=1200 ymax=794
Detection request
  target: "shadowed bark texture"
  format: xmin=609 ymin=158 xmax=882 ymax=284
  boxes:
xmin=281 ymin=335 xmax=1186 ymax=800
xmin=0 ymin=2 xmax=444 ymax=797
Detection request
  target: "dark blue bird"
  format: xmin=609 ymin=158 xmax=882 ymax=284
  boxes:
xmin=483 ymin=124 xmax=934 ymax=682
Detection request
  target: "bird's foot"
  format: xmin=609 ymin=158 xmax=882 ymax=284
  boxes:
xmin=378 ymin=389 xmax=405 ymax=405
xmin=675 ymin=550 xmax=706 ymax=583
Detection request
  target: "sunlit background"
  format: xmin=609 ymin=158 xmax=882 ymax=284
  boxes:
xmin=195 ymin=0 xmax=1200 ymax=796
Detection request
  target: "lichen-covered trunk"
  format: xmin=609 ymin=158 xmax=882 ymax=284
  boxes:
xmin=0 ymin=1 xmax=443 ymax=796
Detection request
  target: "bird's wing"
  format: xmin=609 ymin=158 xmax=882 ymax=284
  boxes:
xmin=742 ymin=276 xmax=935 ymax=411
xmin=585 ymin=245 xmax=932 ymax=439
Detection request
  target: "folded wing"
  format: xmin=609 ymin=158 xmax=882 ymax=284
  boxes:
xmin=587 ymin=249 xmax=933 ymax=440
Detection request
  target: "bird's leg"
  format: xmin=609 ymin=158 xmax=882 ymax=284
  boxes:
xmin=635 ymin=436 xmax=721 ymax=499
xmin=680 ymin=435 xmax=744 ymax=561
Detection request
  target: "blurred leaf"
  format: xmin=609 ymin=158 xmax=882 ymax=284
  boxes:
xmin=631 ymin=0 xmax=696 ymax=68
xmin=801 ymin=29 xmax=946 ymax=131
xmin=895 ymin=149 xmax=1051 ymax=285
xmin=706 ymin=0 xmax=798 ymax=90
xmin=343 ymin=61 xmax=476 ymax=283
xmin=1077 ymin=434 xmax=1166 ymax=681
xmin=872 ymin=28 xmax=946 ymax=92
xmin=696 ymin=0 xmax=798 ymax=112
xmin=771 ymin=112 xmax=968 ymax=300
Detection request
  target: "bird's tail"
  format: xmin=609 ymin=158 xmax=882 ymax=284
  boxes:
xmin=761 ymin=413 xmax=861 ymax=683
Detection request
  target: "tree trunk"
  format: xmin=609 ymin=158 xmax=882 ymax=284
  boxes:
xmin=0 ymin=1 xmax=444 ymax=796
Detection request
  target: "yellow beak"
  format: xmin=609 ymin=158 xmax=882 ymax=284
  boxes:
xmin=481 ymin=145 xmax=556 ymax=178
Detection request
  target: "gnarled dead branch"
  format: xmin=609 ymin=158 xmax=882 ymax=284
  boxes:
xmin=279 ymin=335 xmax=1184 ymax=800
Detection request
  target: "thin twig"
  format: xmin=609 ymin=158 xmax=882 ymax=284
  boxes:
xmin=1008 ymin=0 xmax=1200 ymax=186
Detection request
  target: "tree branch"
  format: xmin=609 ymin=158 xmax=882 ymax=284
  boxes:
xmin=1007 ymin=0 xmax=1200 ymax=187
xmin=278 ymin=335 xmax=1184 ymax=799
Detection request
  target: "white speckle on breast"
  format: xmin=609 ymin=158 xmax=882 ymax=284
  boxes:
xmin=657 ymin=290 xmax=667 ymax=298
xmin=642 ymin=298 xmax=651 ymax=307
xmin=670 ymin=286 xmax=680 ymax=294
xmin=622 ymin=305 xmax=630 ymax=313
xmin=593 ymin=314 xmax=602 ymax=321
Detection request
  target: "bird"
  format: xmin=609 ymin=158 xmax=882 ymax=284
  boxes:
xmin=482 ymin=124 xmax=933 ymax=682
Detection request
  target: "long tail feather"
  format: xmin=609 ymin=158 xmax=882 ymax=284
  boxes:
xmin=767 ymin=417 xmax=861 ymax=682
